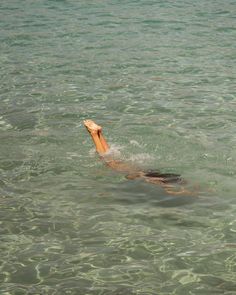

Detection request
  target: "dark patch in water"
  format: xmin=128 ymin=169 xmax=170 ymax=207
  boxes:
xmin=144 ymin=169 xmax=183 ymax=184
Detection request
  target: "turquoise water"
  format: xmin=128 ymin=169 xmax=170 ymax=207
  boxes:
xmin=1 ymin=0 xmax=236 ymax=294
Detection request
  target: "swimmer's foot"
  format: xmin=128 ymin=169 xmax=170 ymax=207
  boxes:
xmin=84 ymin=120 xmax=102 ymax=134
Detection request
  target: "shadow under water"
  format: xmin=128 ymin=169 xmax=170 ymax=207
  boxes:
xmin=108 ymin=178 xmax=197 ymax=207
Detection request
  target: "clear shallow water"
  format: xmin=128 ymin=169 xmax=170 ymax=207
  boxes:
xmin=0 ymin=0 xmax=236 ymax=294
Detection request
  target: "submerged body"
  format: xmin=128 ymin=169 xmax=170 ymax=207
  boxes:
xmin=84 ymin=120 xmax=192 ymax=195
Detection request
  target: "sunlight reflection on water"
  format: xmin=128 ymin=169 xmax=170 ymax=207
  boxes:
xmin=1 ymin=0 xmax=236 ymax=294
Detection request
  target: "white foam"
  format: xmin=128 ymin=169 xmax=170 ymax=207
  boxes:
xmin=128 ymin=153 xmax=154 ymax=164
xmin=89 ymin=143 xmax=153 ymax=166
xmin=129 ymin=139 xmax=142 ymax=147
xmin=104 ymin=144 xmax=123 ymax=158
xmin=88 ymin=144 xmax=124 ymax=160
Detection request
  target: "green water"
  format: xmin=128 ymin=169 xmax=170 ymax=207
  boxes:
xmin=1 ymin=0 xmax=236 ymax=294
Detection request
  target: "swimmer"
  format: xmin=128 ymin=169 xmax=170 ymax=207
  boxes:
xmin=84 ymin=119 xmax=193 ymax=196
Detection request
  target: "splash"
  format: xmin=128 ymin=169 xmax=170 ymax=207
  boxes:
xmin=128 ymin=153 xmax=154 ymax=165
xmin=89 ymin=144 xmax=124 ymax=159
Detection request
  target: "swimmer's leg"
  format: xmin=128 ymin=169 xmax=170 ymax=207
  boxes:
xmin=89 ymin=131 xmax=106 ymax=154
xmin=98 ymin=130 xmax=110 ymax=152
xmin=84 ymin=120 xmax=139 ymax=173
xmin=84 ymin=120 xmax=107 ymax=154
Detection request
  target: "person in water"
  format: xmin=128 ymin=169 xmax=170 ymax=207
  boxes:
xmin=83 ymin=119 xmax=192 ymax=195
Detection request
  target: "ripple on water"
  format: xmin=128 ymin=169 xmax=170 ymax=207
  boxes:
xmin=1 ymin=0 xmax=236 ymax=294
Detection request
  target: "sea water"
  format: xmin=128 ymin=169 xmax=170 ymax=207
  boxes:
xmin=0 ymin=0 xmax=236 ymax=294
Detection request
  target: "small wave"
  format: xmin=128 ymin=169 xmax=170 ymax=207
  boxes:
xmin=129 ymin=139 xmax=143 ymax=148
xmin=0 ymin=116 xmax=13 ymax=131
xmin=128 ymin=153 xmax=154 ymax=164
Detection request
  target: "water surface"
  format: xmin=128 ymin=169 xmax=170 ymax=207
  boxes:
xmin=1 ymin=0 xmax=236 ymax=294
